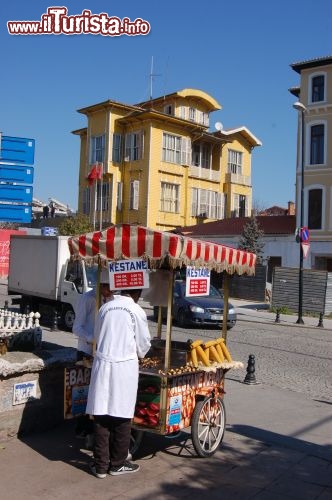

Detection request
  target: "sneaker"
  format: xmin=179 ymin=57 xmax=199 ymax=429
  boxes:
xmin=89 ymin=463 xmax=107 ymax=479
xmin=109 ymin=460 xmax=140 ymax=476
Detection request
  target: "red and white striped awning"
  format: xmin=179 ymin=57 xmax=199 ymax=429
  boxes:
xmin=68 ymin=224 xmax=256 ymax=275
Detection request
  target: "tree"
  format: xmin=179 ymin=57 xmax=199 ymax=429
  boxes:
xmin=58 ymin=213 xmax=93 ymax=236
xmin=238 ymin=216 xmax=265 ymax=262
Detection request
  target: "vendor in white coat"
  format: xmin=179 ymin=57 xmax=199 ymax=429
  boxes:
xmin=72 ymin=270 xmax=114 ymax=439
xmin=86 ymin=288 xmax=151 ymax=478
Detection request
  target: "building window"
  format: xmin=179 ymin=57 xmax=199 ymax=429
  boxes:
xmin=179 ymin=106 xmax=186 ymax=119
xmin=160 ymin=182 xmax=180 ymax=213
xmin=310 ymin=74 xmax=325 ymax=103
xmin=130 ymin=180 xmax=140 ymax=210
xmin=232 ymin=193 xmax=247 ymax=217
xmin=162 ymin=133 xmax=181 ymax=164
xmin=117 ymin=182 xmax=123 ymax=211
xmin=125 ymin=131 xmax=144 ymax=161
xmin=228 ymin=150 xmax=243 ymax=175
xmin=192 ymin=142 xmax=211 ymax=168
xmin=162 ymin=133 xmax=191 ymax=165
xmin=112 ymin=134 xmax=122 ymax=163
xmin=199 ymin=111 xmax=209 ymax=127
xmin=189 ymin=107 xmax=196 ymax=122
xmin=164 ymin=104 xmax=173 ymax=115
xmin=191 ymin=188 xmax=223 ymax=219
xmin=90 ymin=135 xmax=105 ymax=163
xmin=96 ymin=182 xmax=110 ymax=211
xmin=308 ymin=189 xmax=322 ymax=229
xmin=310 ymin=124 xmax=324 ymax=165
xmin=82 ymin=187 xmax=91 ymax=215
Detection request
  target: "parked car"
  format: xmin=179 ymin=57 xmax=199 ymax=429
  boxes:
xmin=153 ymin=280 xmax=237 ymax=329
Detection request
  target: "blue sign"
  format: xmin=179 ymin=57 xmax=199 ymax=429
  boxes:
xmin=0 ymin=136 xmax=35 ymax=166
xmin=0 ymin=184 xmax=33 ymax=204
xmin=0 ymin=203 xmax=32 ymax=223
xmin=300 ymin=227 xmax=310 ymax=242
xmin=0 ymin=164 xmax=34 ymax=184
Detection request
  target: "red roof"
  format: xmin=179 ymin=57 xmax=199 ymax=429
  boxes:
xmin=173 ymin=215 xmax=296 ymax=238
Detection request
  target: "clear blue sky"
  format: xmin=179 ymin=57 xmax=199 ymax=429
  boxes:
xmin=1 ymin=1 xmax=331 ymax=211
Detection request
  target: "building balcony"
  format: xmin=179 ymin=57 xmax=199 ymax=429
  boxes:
xmin=189 ymin=165 xmax=221 ymax=182
xmin=225 ymin=172 xmax=251 ymax=186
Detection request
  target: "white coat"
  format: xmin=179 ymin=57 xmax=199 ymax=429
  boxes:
xmin=86 ymin=295 xmax=151 ymax=418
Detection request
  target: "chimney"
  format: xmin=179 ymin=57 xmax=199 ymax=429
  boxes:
xmin=288 ymin=201 xmax=295 ymax=215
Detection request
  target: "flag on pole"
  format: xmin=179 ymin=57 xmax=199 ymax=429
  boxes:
xmin=87 ymin=163 xmax=103 ymax=186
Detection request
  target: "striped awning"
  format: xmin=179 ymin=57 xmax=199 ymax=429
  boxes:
xmin=68 ymin=224 xmax=256 ymax=275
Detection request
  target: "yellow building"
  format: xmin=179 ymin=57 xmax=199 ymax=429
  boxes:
xmin=72 ymin=88 xmax=261 ymax=231
xmin=290 ymin=56 xmax=332 ymax=270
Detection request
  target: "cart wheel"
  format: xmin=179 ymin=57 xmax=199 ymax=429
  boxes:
xmin=129 ymin=429 xmax=144 ymax=456
xmin=191 ymin=396 xmax=226 ymax=458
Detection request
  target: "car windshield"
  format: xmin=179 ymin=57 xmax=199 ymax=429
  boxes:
xmin=85 ymin=265 xmax=99 ymax=289
xmin=179 ymin=282 xmax=222 ymax=298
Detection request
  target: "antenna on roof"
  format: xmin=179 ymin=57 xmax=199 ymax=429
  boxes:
xmin=150 ymin=56 xmax=161 ymax=100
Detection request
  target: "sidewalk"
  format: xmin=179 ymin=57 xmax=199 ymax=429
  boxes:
xmin=0 ymin=378 xmax=331 ymax=499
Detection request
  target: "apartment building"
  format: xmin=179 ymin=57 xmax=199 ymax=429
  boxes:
xmin=290 ymin=56 xmax=332 ymax=270
xmin=72 ymin=88 xmax=261 ymax=231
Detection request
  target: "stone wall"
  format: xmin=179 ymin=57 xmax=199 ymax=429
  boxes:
xmin=0 ymin=347 xmax=76 ymax=440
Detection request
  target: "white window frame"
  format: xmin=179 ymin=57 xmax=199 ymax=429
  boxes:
xmin=189 ymin=107 xmax=196 ymax=122
xmin=112 ymin=133 xmax=122 ymax=163
xmin=162 ymin=133 xmax=181 ymax=164
xmin=130 ymin=180 xmax=140 ymax=210
xmin=125 ymin=131 xmax=144 ymax=161
xmin=164 ymin=104 xmax=173 ymax=115
xmin=228 ymin=150 xmax=243 ymax=175
xmin=117 ymin=182 xmax=123 ymax=211
xmin=179 ymin=106 xmax=186 ymax=119
xmin=90 ymin=135 xmax=105 ymax=164
xmin=96 ymin=182 xmax=110 ymax=211
xmin=160 ymin=182 xmax=180 ymax=213
xmin=308 ymin=72 xmax=326 ymax=104
xmin=191 ymin=188 xmax=223 ymax=219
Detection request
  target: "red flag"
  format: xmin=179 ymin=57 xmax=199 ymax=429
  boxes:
xmin=87 ymin=163 xmax=103 ymax=186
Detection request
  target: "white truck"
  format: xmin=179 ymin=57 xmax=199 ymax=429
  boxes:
xmin=7 ymin=235 xmax=97 ymax=330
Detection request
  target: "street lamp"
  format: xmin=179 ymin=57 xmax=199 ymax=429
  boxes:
xmin=293 ymin=101 xmax=306 ymax=324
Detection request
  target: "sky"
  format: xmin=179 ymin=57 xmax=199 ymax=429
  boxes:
xmin=0 ymin=0 xmax=331 ymax=212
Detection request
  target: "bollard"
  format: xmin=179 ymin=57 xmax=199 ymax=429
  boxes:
xmin=243 ymin=354 xmax=258 ymax=385
xmin=317 ymin=312 xmax=324 ymax=328
xmin=275 ymin=309 xmax=281 ymax=323
xmin=51 ymin=309 xmax=59 ymax=331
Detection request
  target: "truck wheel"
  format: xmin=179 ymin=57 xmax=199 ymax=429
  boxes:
xmin=61 ymin=306 xmax=75 ymax=331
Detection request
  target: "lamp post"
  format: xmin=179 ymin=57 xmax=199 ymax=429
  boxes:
xmin=293 ymin=101 xmax=306 ymax=324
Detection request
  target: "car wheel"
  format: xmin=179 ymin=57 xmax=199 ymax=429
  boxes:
xmin=177 ymin=309 xmax=187 ymax=328
xmin=61 ymin=305 xmax=75 ymax=331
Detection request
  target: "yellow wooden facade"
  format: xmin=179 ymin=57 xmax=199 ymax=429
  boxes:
xmin=73 ymin=88 xmax=261 ymax=231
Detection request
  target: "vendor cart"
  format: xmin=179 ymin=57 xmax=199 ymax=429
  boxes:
xmin=67 ymin=224 xmax=256 ymax=457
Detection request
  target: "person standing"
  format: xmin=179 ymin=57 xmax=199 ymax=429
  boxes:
xmin=72 ymin=270 xmax=114 ymax=439
xmin=86 ymin=289 xmax=151 ymax=478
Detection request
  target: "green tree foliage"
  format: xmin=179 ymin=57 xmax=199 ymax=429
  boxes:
xmin=58 ymin=213 xmax=93 ymax=236
xmin=238 ymin=216 xmax=265 ymax=262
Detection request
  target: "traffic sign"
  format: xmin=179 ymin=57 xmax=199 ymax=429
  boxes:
xmin=0 ymin=164 xmax=34 ymax=184
xmin=301 ymin=242 xmax=310 ymax=258
xmin=0 ymin=184 xmax=33 ymax=204
xmin=0 ymin=204 xmax=32 ymax=223
xmin=0 ymin=136 xmax=35 ymax=166
xmin=300 ymin=227 xmax=310 ymax=243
